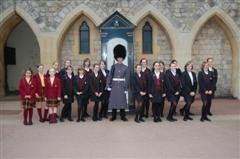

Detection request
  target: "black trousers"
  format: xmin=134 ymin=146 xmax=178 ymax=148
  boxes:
xmin=93 ymin=101 xmax=100 ymax=120
xmin=152 ymin=102 xmax=162 ymax=120
xmin=99 ymin=92 xmax=109 ymax=118
xmin=76 ymin=97 xmax=86 ymax=120
xmin=111 ymin=109 xmax=126 ymax=119
xmin=61 ymin=102 xmax=72 ymax=119
xmin=143 ymin=96 xmax=150 ymax=116
xmin=201 ymin=95 xmax=212 ymax=119
xmin=167 ymin=101 xmax=177 ymax=119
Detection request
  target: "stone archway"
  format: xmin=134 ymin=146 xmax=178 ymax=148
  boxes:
xmin=190 ymin=7 xmax=240 ymax=98
xmin=130 ymin=4 xmax=177 ymax=59
xmin=133 ymin=13 xmax=174 ymax=68
xmin=0 ymin=7 xmax=41 ymax=96
xmin=56 ymin=4 xmax=102 ymax=66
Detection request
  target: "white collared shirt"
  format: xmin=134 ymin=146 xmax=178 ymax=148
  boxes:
xmin=79 ymin=75 xmax=84 ymax=79
xmin=209 ymin=67 xmax=213 ymax=71
xmin=101 ymin=69 xmax=106 ymax=77
xmin=171 ymin=70 xmax=176 ymax=76
xmin=188 ymin=71 xmax=194 ymax=85
xmin=155 ymin=71 xmax=160 ymax=79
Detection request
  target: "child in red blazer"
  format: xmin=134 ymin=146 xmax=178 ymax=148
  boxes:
xmin=33 ymin=64 xmax=48 ymax=122
xmin=19 ymin=68 xmax=36 ymax=125
xmin=44 ymin=68 xmax=61 ymax=124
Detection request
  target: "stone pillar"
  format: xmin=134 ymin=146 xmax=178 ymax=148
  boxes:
xmin=38 ymin=33 xmax=59 ymax=70
xmin=0 ymin=42 xmax=5 ymax=97
xmin=173 ymin=32 xmax=192 ymax=69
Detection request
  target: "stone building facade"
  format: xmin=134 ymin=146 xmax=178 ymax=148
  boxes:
xmin=0 ymin=0 xmax=240 ymax=98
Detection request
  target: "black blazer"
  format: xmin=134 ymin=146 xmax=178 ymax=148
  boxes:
xmin=132 ymin=72 xmax=147 ymax=101
xmin=61 ymin=74 xmax=74 ymax=103
xmin=181 ymin=71 xmax=197 ymax=96
xmin=99 ymin=69 xmax=110 ymax=90
xmin=141 ymin=67 xmax=152 ymax=93
xmin=73 ymin=75 xmax=89 ymax=98
xmin=90 ymin=72 xmax=104 ymax=101
xmin=148 ymin=72 xmax=166 ymax=103
xmin=209 ymin=67 xmax=218 ymax=91
xmin=198 ymin=71 xmax=214 ymax=94
xmin=165 ymin=70 xmax=182 ymax=96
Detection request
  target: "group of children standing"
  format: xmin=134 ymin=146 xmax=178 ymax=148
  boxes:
xmin=19 ymin=46 xmax=217 ymax=125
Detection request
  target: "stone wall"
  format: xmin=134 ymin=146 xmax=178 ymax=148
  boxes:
xmin=1 ymin=0 xmax=239 ymax=33
xmin=134 ymin=15 xmax=172 ymax=67
xmin=192 ymin=17 xmax=232 ymax=97
xmin=60 ymin=15 xmax=101 ymax=74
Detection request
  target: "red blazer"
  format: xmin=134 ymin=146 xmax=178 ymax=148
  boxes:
xmin=44 ymin=77 xmax=61 ymax=100
xmin=33 ymin=73 xmax=47 ymax=95
xmin=19 ymin=77 xmax=36 ymax=102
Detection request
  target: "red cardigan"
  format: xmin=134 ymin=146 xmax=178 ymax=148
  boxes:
xmin=33 ymin=73 xmax=47 ymax=95
xmin=19 ymin=77 xmax=36 ymax=102
xmin=44 ymin=77 xmax=61 ymax=100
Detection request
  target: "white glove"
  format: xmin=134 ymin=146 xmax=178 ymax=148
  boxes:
xmin=107 ymin=87 xmax=112 ymax=91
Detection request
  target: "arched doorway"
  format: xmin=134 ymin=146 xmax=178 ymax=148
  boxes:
xmin=190 ymin=7 xmax=240 ymax=98
xmin=0 ymin=13 xmax=40 ymax=96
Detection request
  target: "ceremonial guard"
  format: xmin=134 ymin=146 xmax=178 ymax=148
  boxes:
xmin=106 ymin=44 xmax=129 ymax=121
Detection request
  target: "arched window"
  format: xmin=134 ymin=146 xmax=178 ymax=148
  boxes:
xmin=142 ymin=22 xmax=152 ymax=54
xmin=79 ymin=21 xmax=90 ymax=54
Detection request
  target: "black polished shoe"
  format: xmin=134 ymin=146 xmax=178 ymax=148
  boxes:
xmin=171 ymin=117 xmax=177 ymax=121
xmin=189 ymin=112 xmax=195 ymax=116
xmin=187 ymin=116 xmax=193 ymax=120
xmin=135 ymin=118 xmax=140 ymax=123
xmin=92 ymin=117 xmax=98 ymax=122
xmin=183 ymin=117 xmax=188 ymax=121
xmin=205 ymin=117 xmax=211 ymax=121
xmin=81 ymin=118 xmax=86 ymax=122
xmin=167 ymin=117 xmax=174 ymax=122
xmin=76 ymin=119 xmax=80 ymax=122
xmin=200 ymin=117 xmax=204 ymax=122
xmin=110 ymin=117 xmax=116 ymax=121
xmin=153 ymin=118 xmax=159 ymax=122
xmin=60 ymin=118 xmax=64 ymax=122
xmin=157 ymin=117 xmax=162 ymax=122
xmin=139 ymin=118 xmax=145 ymax=122
xmin=121 ymin=117 xmax=128 ymax=122
xmin=208 ymin=112 xmax=213 ymax=116
xmin=68 ymin=118 xmax=73 ymax=122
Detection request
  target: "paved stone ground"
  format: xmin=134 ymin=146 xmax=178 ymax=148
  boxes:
xmin=0 ymin=98 xmax=239 ymax=159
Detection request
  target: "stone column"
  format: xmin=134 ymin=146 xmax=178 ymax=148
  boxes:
xmin=38 ymin=33 xmax=59 ymax=70
xmin=173 ymin=32 xmax=192 ymax=69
